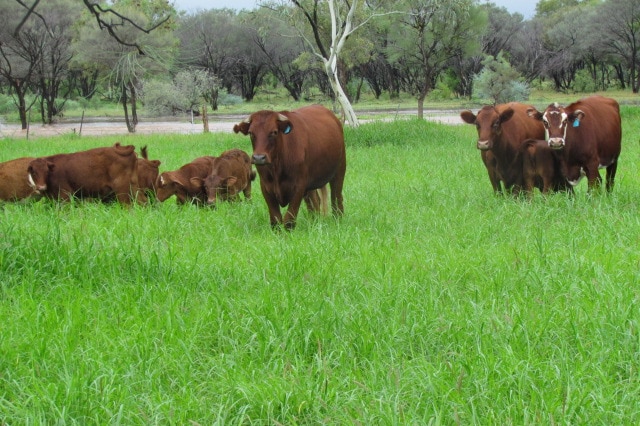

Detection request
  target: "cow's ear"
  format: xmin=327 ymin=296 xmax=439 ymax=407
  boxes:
xmin=460 ymin=110 xmax=476 ymax=124
xmin=499 ymin=108 xmax=515 ymax=123
xmin=527 ymin=108 xmax=543 ymax=121
xmin=234 ymin=120 xmax=250 ymax=135
xmin=277 ymin=120 xmax=292 ymax=134
xmin=223 ymin=176 xmax=237 ymax=187
xmin=190 ymin=177 xmax=204 ymax=188
xmin=569 ymin=109 xmax=585 ymax=126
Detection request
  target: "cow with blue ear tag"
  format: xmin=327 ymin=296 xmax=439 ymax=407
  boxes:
xmin=233 ymin=104 xmax=346 ymax=230
xmin=527 ymin=95 xmax=621 ymax=191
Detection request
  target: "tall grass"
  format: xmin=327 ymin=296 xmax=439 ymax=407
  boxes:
xmin=1 ymin=110 xmax=640 ymax=424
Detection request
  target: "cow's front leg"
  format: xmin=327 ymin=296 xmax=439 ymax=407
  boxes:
xmin=283 ymin=191 xmax=306 ymax=230
xmin=263 ymin=192 xmax=283 ymax=228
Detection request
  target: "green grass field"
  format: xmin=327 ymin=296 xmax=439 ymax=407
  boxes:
xmin=1 ymin=107 xmax=640 ymax=424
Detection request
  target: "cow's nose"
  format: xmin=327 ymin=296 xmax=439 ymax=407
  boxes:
xmin=548 ymin=138 xmax=564 ymax=149
xmin=477 ymin=140 xmax=490 ymax=151
xmin=252 ymin=154 xmax=267 ymax=165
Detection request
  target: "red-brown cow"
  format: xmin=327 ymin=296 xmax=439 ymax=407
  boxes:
xmin=191 ymin=149 xmax=256 ymax=205
xmin=27 ymin=143 xmax=143 ymax=204
xmin=527 ymin=95 xmax=622 ymax=191
xmin=155 ymin=156 xmax=216 ymax=204
xmin=521 ymin=139 xmax=573 ymax=194
xmin=233 ymin=104 xmax=346 ymax=229
xmin=460 ymin=102 xmax=545 ymax=194
xmin=137 ymin=145 xmax=161 ymax=196
xmin=0 ymin=157 xmax=39 ymax=201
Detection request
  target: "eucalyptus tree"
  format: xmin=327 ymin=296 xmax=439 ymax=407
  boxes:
xmin=32 ymin=0 xmax=81 ymax=124
xmin=1 ymin=0 xmax=81 ymax=127
xmin=509 ymin=19 xmax=547 ymax=82
xmin=248 ymin=8 xmax=309 ymax=101
xmin=537 ymin=2 xmax=595 ymax=92
xmin=175 ymin=9 xmax=243 ymax=108
xmin=72 ymin=0 xmax=178 ymax=132
xmin=0 ymin=1 xmax=46 ymax=128
xmin=387 ymin=0 xmax=484 ymax=118
xmin=265 ymin=0 xmax=397 ymax=127
xmin=454 ymin=3 xmax=524 ymax=98
xmin=231 ymin=12 xmax=270 ymax=101
xmin=595 ymin=0 xmax=640 ymax=93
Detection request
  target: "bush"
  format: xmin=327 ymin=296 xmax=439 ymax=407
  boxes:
xmin=473 ymin=52 xmax=530 ymax=104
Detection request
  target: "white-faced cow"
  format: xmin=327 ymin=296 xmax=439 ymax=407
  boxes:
xmin=527 ymin=95 xmax=622 ymax=191
xmin=233 ymin=104 xmax=346 ymax=230
xmin=460 ymin=102 xmax=545 ymax=194
xmin=27 ymin=143 xmax=143 ymax=204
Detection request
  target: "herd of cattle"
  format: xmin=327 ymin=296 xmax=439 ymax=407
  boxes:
xmin=0 ymin=97 xmax=623 ymax=227
xmin=460 ymin=95 xmax=622 ymax=194
xmin=0 ymin=104 xmax=347 ymax=229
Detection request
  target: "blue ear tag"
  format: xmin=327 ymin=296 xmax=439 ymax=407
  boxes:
xmin=573 ymin=118 xmax=580 ymax=127
xmin=284 ymin=124 xmax=291 ymax=134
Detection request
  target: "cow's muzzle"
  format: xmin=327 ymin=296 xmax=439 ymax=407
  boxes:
xmin=548 ymin=138 xmax=565 ymax=149
xmin=252 ymin=154 xmax=269 ymax=165
xmin=27 ymin=174 xmax=46 ymax=192
xmin=476 ymin=140 xmax=490 ymax=151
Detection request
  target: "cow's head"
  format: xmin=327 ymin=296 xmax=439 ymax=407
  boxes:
xmin=27 ymin=158 xmax=53 ymax=193
xmin=460 ymin=105 xmax=515 ymax=151
xmin=233 ymin=110 xmax=292 ymax=166
xmin=528 ymin=103 xmax=585 ymax=150
xmin=194 ymin=174 xmax=238 ymax=205
xmin=155 ymin=171 xmax=198 ymax=203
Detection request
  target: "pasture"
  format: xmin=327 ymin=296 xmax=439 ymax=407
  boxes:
xmin=1 ymin=108 xmax=640 ymax=424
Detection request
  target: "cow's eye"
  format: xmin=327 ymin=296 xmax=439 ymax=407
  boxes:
xmin=542 ymin=119 xmax=549 ymax=128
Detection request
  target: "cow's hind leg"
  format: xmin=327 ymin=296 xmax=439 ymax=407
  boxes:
xmin=304 ymin=186 xmax=328 ymax=215
xmin=605 ymin=161 xmax=618 ymax=192
xmin=329 ymin=163 xmax=346 ymax=216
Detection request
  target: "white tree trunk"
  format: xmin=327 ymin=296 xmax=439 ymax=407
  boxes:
xmin=324 ymin=0 xmax=360 ymax=127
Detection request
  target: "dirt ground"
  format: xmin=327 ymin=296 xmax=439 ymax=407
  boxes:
xmin=0 ymin=111 xmax=462 ymax=139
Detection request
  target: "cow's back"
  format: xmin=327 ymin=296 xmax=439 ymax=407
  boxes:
xmin=500 ymin=102 xmax=546 ymax=149
xmin=0 ymin=157 xmax=37 ymax=201
xmin=285 ymin=105 xmax=345 ymax=189
xmin=567 ymin=96 xmax=621 ymax=162
xmin=42 ymin=144 xmax=139 ymax=202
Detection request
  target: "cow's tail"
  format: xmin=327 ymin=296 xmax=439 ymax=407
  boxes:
xmin=318 ymin=185 xmax=329 ymax=215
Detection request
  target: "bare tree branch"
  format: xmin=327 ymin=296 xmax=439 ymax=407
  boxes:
xmin=82 ymin=0 xmax=171 ymax=55
xmin=13 ymin=0 xmax=54 ymax=37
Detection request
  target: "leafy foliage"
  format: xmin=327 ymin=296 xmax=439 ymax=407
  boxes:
xmin=473 ymin=52 xmax=530 ymax=104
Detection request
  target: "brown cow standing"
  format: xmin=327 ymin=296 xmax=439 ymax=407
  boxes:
xmin=0 ymin=157 xmax=39 ymax=201
xmin=191 ymin=149 xmax=256 ymax=205
xmin=527 ymin=95 xmax=622 ymax=191
xmin=521 ymin=139 xmax=573 ymax=194
xmin=233 ymin=104 xmax=346 ymax=229
xmin=137 ymin=145 xmax=161 ymax=196
xmin=155 ymin=156 xmax=217 ymax=204
xmin=460 ymin=102 xmax=545 ymax=194
xmin=27 ymin=143 xmax=143 ymax=204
